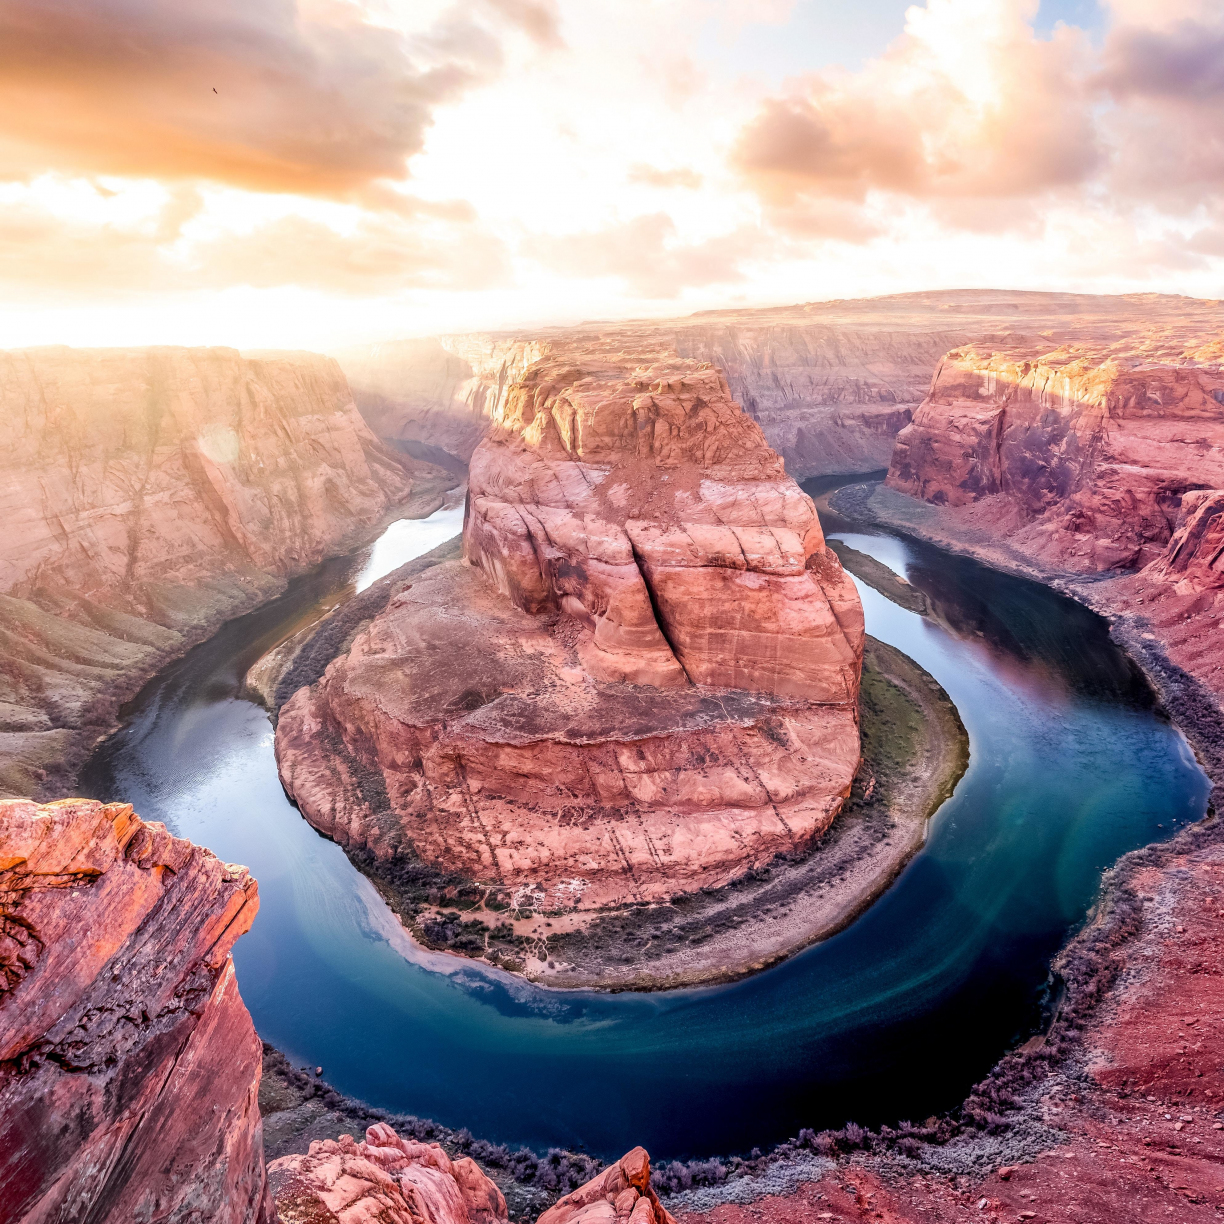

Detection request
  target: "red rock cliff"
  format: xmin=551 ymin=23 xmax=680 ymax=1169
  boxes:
xmin=276 ymin=351 xmax=863 ymax=915
xmin=888 ymin=338 xmax=1224 ymax=573
xmin=0 ymin=346 xmax=449 ymax=800
xmin=0 ymin=797 xmax=270 ymax=1223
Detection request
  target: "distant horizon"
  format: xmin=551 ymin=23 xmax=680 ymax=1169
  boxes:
xmin=3 ymin=283 xmax=1224 ymax=358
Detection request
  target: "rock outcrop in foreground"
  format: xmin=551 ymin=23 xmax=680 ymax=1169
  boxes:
xmin=0 ymin=797 xmax=270 ymax=1223
xmin=270 ymin=1122 xmax=509 ymax=1224
xmin=277 ymin=352 xmax=863 ymax=918
xmin=539 ymin=1146 xmax=675 ymax=1224
xmin=270 ymin=1134 xmax=673 ymax=1224
xmin=0 ymin=346 xmax=450 ymax=801
xmin=339 ymin=291 xmax=1224 ymax=478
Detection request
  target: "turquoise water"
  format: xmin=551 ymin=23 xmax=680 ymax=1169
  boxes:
xmin=79 ymin=493 xmax=1211 ymax=1161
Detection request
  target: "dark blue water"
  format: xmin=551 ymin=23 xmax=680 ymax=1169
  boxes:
xmin=79 ymin=494 xmax=1211 ymax=1162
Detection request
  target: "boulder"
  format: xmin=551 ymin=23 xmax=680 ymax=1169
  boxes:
xmin=269 ymin=1123 xmax=509 ymax=1224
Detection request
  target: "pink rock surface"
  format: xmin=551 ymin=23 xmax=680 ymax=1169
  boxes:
xmin=881 ymin=334 xmax=1224 ymax=711
xmin=0 ymin=797 xmax=270 ymax=1223
xmin=888 ymin=338 xmax=1224 ymax=574
xmin=539 ymin=1147 xmax=675 ymax=1224
xmin=276 ymin=352 xmax=863 ymax=914
xmin=0 ymin=345 xmax=448 ymax=800
xmin=269 ymin=1122 xmax=508 ymax=1224
xmin=464 ymin=353 xmax=862 ymax=700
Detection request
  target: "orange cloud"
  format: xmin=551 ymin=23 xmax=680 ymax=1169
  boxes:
xmin=0 ymin=201 xmax=510 ymax=298
xmin=732 ymin=0 xmax=1098 ymax=216
xmin=0 ymin=0 xmax=501 ymax=200
xmin=627 ymin=164 xmax=704 ymax=190
xmin=528 ymin=213 xmax=763 ymax=297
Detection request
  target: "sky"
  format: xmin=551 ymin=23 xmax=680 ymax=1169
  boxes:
xmin=1 ymin=0 xmax=1223 ymax=350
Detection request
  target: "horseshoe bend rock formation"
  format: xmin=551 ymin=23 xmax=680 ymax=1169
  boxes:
xmin=276 ymin=354 xmax=864 ymax=913
xmin=0 ymin=345 xmax=450 ymax=801
xmin=0 ymin=797 xmax=270 ymax=1223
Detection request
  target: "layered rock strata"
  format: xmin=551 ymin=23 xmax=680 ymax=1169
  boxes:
xmin=0 ymin=346 xmax=450 ymax=800
xmin=881 ymin=334 xmax=1224 ymax=712
xmin=888 ymin=339 xmax=1224 ymax=572
xmin=269 ymin=1122 xmax=509 ymax=1224
xmin=277 ymin=354 xmax=864 ymax=915
xmin=338 ymin=290 xmax=1224 ymax=478
xmin=0 ymin=797 xmax=269 ymax=1223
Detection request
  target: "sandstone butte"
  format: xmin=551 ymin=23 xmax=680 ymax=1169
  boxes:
xmin=276 ymin=350 xmax=865 ymax=913
xmin=336 ymin=290 xmax=1224 ymax=481
xmin=0 ymin=346 xmax=449 ymax=802
xmin=0 ymin=797 xmax=270 ymax=1223
xmin=883 ymin=331 xmax=1224 ymax=713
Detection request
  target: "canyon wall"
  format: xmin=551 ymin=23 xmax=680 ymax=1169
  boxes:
xmin=339 ymin=336 xmax=549 ymax=464
xmin=0 ymin=346 xmax=450 ymax=800
xmin=337 ymin=291 xmax=1224 ymax=480
xmin=276 ymin=348 xmax=864 ymax=918
xmin=888 ymin=339 xmax=1224 ymax=572
xmin=0 ymin=797 xmax=270 ymax=1223
xmin=882 ymin=329 xmax=1224 ymax=709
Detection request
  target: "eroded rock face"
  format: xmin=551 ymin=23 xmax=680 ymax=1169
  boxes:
xmin=0 ymin=346 xmax=446 ymax=800
xmin=276 ymin=354 xmax=863 ymax=913
xmin=0 ymin=797 xmax=269 ymax=1223
xmin=339 ymin=336 xmax=549 ymax=464
xmin=464 ymin=355 xmax=862 ymax=700
xmin=888 ymin=340 xmax=1224 ymax=573
xmin=270 ymin=1122 xmax=508 ymax=1224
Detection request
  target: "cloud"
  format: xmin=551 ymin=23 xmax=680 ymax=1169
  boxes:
xmin=627 ymin=164 xmax=704 ymax=190
xmin=729 ymin=0 xmax=1224 ymax=249
xmin=732 ymin=0 xmax=1098 ymax=217
xmin=1101 ymin=18 xmax=1224 ymax=102
xmin=0 ymin=195 xmax=510 ymax=297
xmin=0 ymin=0 xmax=502 ymax=200
xmin=1097 ymin=10 xmax=1224 ymax=208
xmin=479 ymin=0 xmax=564 ymax=48
xmin=527 ymin=213 xmax=764 ymax=297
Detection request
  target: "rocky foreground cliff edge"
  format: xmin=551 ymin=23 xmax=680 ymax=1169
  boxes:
xmin=0 ymin=797 xmax=270 ymax=1223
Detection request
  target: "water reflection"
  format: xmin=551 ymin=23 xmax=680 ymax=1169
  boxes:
xmin=78 ymin=492 xmax=1210 ymax=1161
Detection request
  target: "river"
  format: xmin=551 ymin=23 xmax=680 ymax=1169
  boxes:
xmin=78 ymin=483 xmax=1211 ymax=1162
